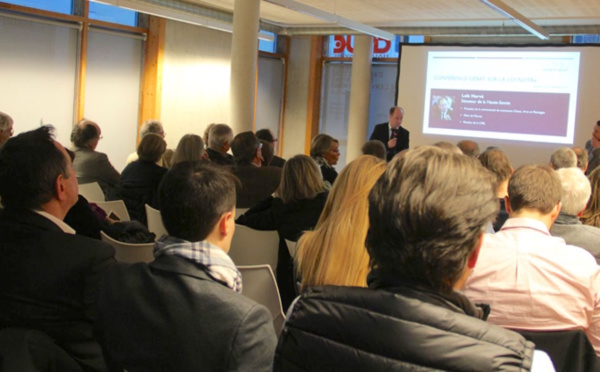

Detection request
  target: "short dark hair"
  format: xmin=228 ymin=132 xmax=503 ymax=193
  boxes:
xmin=137 ymin=133 xmax=166 ymax=163
xmin=231 ymin=131 xmax=259 ymax=165
xmin=0 ymin=126 xmax=69 ymax=210
xmin=260 ymin=139 xmax=273 ymax=166
xmin=478 ymin=148 xmax=512 ymax=190
xmin=361 ymin=140 xmax=386 ymax=160
xmin=159 ymin=162 xmax=237 ymax=242
xmin=366 ymin=146 xmax=497 ymax=294
xmin=256 ymin=129 xmax=275 ymax=143
xmin=71 ymin=119 xmax=99 ymax=148
xmin=508 ymin=164 xmax=561 ymax=214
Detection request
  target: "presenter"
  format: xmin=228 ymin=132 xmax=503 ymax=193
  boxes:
xmin=370 ymin=106 xmax=409 ymax=161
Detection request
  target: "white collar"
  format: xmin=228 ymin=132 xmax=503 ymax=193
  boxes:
xmin=34 ymin=210 xmax=76 ymax=234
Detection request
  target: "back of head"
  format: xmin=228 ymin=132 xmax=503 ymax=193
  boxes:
xmin=172 ymin=134 xmax=205 ymax=166
xmin=203 ymin=123 xmax=216 ymax=147
xmin=478 ymin=148 xmax=512 ymax=191
xmin=508 ymin=164 xmax=561 ymax=214
xmin=297 ymin=155 xmax=386 ymax=291
xmin=556 ymin=167 xmax=591 ymax=216
xmin=550 ymin=147 xmax=577 ymax=169
xmin=256 ymin=129 xmax=275 ymax=143
xmin=139 ymin=120 xmax=164 ymax=138
xmin=278 ymin=155 xmax=324 ymax=204
xmin=0 ymin=111 xmax=13 ymax=131
xmin=433 ymin=141 xmax=462 ymax=154
xmin=208 ymin=124 xmax=233 ymax=151
xmin=361 ymin=140 xmax=386 ymax=160
xmin=457 ymin=140 xmax=480 ymax=158
xmin=366 ymin=146 xmax=497 ymax=294
xmin=231 ymin=131 xmax=259 ymax=165
xmin=0 ymin=126 xmax=68 ymax=210
xmin=159 ymin=162 xmax=237 ymax=242
xmin=137 ymin=133 xmax=166 ymax=163
xmin=310 ymin=134 xmax=334 ymax=158
xmin=572 ymin=147 xmax=588 ymax=172
xmin=71 ymin=119 xmax=99 ymax=148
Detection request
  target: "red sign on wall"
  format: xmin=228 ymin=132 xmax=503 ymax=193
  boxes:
xmin=332 ymin=35 xmax=394 ymax=56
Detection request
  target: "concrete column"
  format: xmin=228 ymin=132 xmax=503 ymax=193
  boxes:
xmin=346 ymin=35 xmax=373 ymax=163
xmin=230 ymin=0 xmax=260 ymax=134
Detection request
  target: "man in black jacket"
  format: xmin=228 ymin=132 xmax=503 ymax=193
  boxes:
xmin=275 ymin=146 xmax=542 ymax=371
xmin=369 ymin=106 xmax=409 ymax=161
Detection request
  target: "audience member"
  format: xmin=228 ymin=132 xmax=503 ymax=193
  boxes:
xmin=259 ymin=139 xmax=274 ymax=167
xmin=206 ymin=123 xmax=235 ymax=166
xmin=71 ymin=119 xmax=120 ymax=196
xmin=573 ymin=146 xmax=589 ymax=173
xmin=275 ymin=146 xmax=539 ymax=370
xmin=171 ymin=134 xmax=207 ymax=166
xmin=586 ymin=120 xmax=600 ymax=174
xmin=230 ymin=131 xmax=281 ymax=208
xmin=463 ymin=164 xmax=600 ymax=355
xmin=96 ymin=162 xmax=277 ymax=370
xmin=0 ymin=111 xmax=14 ymax=147
xmin=256 ymin=128 xmax=285 ymax=167
xmin=457 ymin=139 xmax=480 ymax=157
xmin=112 ymin=133 xmax=167 ymax=223
xmin=433 ymin=141 xmax=462 ymax=154
xmin=478 ymin=148 xmax=513 ymax=231
xmin=369 ymin=106 xmax=409 ymax=161
xmin=126 ymin=119 xmax=173 ymax=167
xmin=203 ymin=123 xmax=216 ymax=149
xmin=550 ymin=167 xmax=600 ymax=263
xmin=550 ymin=147 xmax=577 ymax=169
xmin=296 ymin=155 xmax=386 ymax=293
xmin=237 ymin=155 xmax=328 ymax=310
xmin=361 ymin=139 xmax=386 ymax=160
xmin=310 ymin=133 xmax=339 ymax=185
xmin=581 ymin=167 xmax=600 ymax=228
xmin=0 ymin=126 xmax=115 ymax=371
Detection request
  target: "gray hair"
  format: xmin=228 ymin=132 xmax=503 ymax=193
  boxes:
xmin=556 ymin=167 xmax=591 ymax=216
xmin=208 ymin=123 xmax=233 ymax=150
xmin=140 ymin=120 xmax=164 ymax=137
xmin=550 ymin=147 xmax=577 ymax=169
xmin=0 ymin=111 xmax=13 ymax=131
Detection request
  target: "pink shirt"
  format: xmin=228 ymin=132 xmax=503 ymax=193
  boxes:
xmin=462 ymin=217 xmax=600 ymax=355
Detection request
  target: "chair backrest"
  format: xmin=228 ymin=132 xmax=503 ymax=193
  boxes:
xmin=228 ymin=225 xmax=279 ymax=272
xmin=514 ymin=329 xmax=600 ymax=372
xmin=285 ymin=239 xmax=297 ymax=258
xmin=78 ymin=182 xmax=105 ymax=202
xmin=238 ymin=265 xmax=286 ymax=335
xmin=94 ymin=200 xmax=131 ymax=222
xmin=100 ymin=231 xmax=154 ymax=263
xmin=236 ymin=208 xmax=249 ymax=216
xmin=145 ymin=204 xmax=167 ymax=241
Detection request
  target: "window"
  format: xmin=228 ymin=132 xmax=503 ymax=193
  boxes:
xmin=573 ymin=35 xmax=600 ymax=44
xmin=89 ymin=2 xmax=137 ymax=27
xmin=2 ymin=0 xmax=73 ymax=14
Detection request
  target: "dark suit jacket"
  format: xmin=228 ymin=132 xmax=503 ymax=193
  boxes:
xmin=232 ymin=164 xmax=282 ymax=208
xmin=206 ymin=148 xmax=235 ymax=166
xmin=269 ymin=155 xmax=286 ymax=168
xmin=369 ymin=122 xmax=410 ymax=161
xmin=96 ymin=255 xmax=277 ymax=371
xmin=73 ymin=147 xmax=121 ymax=197
xmin=0 ymin=208 xmax=115 ymax=371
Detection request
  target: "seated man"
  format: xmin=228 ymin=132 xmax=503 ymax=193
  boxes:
xmin=478 ymin=148 xmax=512 ymax=231
xmin=0 ymin=126 xmax=115 ymax=371
xmin=71 ymin=119 xmax=120 ymax=197
xmin=256 ymin=128 xmax=285 ymax=167
xmin=0 ymin=110 xmax=14 ymax=147
xmin=96 ymin=162 xmax=277 ymax=370
xmin=463 ymin=164 xmax=600 ymax=355
xmin=550 ymin=167 xmax=600 ymax=264
xmin=275 ymin=146 xmax=540 ymax=370
xmin=206 ymin=123 xmax=235 ymax=166
xmin=230 ymin=131 xmax=281 ymax=208
xmin=550 ymin=147 xmax=577 ymax=170
xmin=457 ymin=139 xmax=480 ymax=158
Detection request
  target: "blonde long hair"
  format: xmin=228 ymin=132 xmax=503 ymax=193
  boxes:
xmin=295 ymin=155 xmax=386 ymax=292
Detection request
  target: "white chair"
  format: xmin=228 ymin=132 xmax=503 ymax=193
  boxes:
xmin=94 ymin=200 xmax=131 ymax=222
xmin=100 ymin=231 xmax=154 ymax=264
xmin=229 ymin=225 xmax=279 ymax=273
xmin=238 ymin=265 xmax=286 ymax=335
xmin=145 ymin=204 xmax=167 ymax=240
xmin=285 ymin=239 xmax=297 ymax=258
xmin=236 ymin=207 xmax=249 ymax=217
xmin=78 ymin=182 xmax=105 ymax=202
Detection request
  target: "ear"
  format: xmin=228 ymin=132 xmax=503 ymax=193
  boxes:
xmin=577 ymin=206 xmax=586 ymax=217
xmin=550 ymin=202 xmax=561 ymax=221
xmin=504 ymin=195 xmax=512 ymax=214
xmin=467 ymin=233 xmax=484 ymax=269
xmin=217 ymin=210 xmax=234 ymax=237
xmin=54 ymin=174 xmax=68 ymax=202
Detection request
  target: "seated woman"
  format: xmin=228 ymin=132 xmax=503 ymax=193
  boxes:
xmin=236 ymin=155 xmax=328 ymax=310
xmin=581 ymin=167 xmax=600 ymax=227
xmin=310 ymin=133 xmax=339 ymax=186
xmin=171 ymin=134 xmax=207 ymax=166
xmin=112 ymin=133 xmax=167 ymax=224
xmin=295 ymin=155 xmax=386 ymax=292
